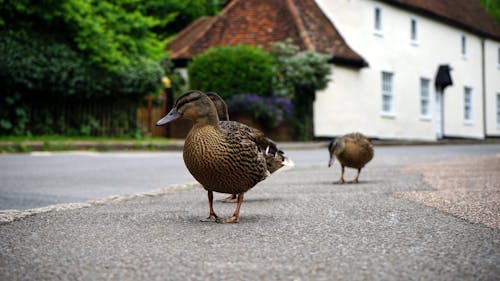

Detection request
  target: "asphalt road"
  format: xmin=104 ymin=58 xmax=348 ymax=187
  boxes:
xmin=0 ymin=144 xmax=499 ymax=280
xmin=0 ymin=151 xmax=194 ymax=210
xmin=1 ymin=145 xmax=497 ymax=210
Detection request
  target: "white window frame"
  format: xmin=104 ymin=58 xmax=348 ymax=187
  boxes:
xmin=464 ymin=87 xmax=472 ymax=124
xmin=497 ymin=46 xmax=500 ymax=69
xmin=381 ymin=71 xmax=395 ymax=117
xmin=419 ymin=78 xmax=431 ymax=120
xmin=461 ymin=35 xmax=467 ymax=59
xmin=410 ymin=18 xmax=418 ymax=45
xmin=496 ymin=93 xmax=500 ymax=128
xmin=374 ymin=6 xmax=383 ymax=36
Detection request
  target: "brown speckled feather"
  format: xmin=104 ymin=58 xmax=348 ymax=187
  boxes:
xmin=183 ymin=122 xmax=268 ymax=194
xmin=206 ymin=92 xmax=287 ymax=174
xmin=333 ymin=133 xmax=374 ymax=169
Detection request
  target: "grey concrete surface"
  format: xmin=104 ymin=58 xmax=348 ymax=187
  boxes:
xmin=0 ymin=152 xmax=194 ymax=210
xmin=0 ymin=145 xmax=499 ymax=280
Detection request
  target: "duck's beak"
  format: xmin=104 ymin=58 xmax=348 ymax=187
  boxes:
xmin=156 ymin=108 xmax=181 ymax=126
xmin=328 ymin=154 xmax=335 ymax=167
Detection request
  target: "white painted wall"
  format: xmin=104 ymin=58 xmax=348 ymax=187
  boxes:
xmin=314 ymin=0 xmax=496 ymax=139
xmin=485 ymin=40 xmax=500 ymax=136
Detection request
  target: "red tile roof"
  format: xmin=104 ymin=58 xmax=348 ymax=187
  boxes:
xmin=380 ymin=0 xmax=500 ymax=41
xmin=167 ymin=0 xmax=367 ymax=67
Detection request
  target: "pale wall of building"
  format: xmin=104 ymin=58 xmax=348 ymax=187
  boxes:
xmin=314 ymin=0 xmax=497 ymax=139
xmin=485 ymin=39 xmax=500 ymax=136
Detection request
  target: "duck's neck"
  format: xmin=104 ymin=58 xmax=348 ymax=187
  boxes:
xmin=193 ymin=112 xmax=220 ymax=128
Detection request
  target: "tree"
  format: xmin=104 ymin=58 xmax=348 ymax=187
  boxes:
xmin=188 ymin=45 xmax=275 ymax=101
xmin=268 ymin=39 xmax=331 ymax=140
xmin=0 ymin=0 xmax=215 ymax=135
xmin=480 ymin=0 xmax=500 ymax=23
xmin=142 ymin=0 xmax=224 ymax=39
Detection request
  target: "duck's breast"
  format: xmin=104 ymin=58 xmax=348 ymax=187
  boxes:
xmin=183 ymin=125 xmax=267 ymax=194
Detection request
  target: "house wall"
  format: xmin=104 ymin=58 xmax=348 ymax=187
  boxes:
xmin=485 ymin=39 xmax=500 ymax=136
xmin=314 ymin=0 xmax=497 ymax=140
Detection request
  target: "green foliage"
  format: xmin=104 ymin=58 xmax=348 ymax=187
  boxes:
xmin=0 ymin=30 xmax=162 ymax=98
xmin=0 ymin=92 xmax=29 ymax=136
xmin=269 ymin=39 xmax=331 ymax=100
xmin=1 ymin=0 xmax=166 ymax=73
xmin=268 ymin=39 xmax=331 ymax=140
xmin=0 ymin=0 xmax=182 ymax=136
xmin=480 ymin=0 xmax=500 ymax=23
xmin=161 ymin=58 xmax=187 ymax=95
xmin=188 ymin=45 xmax=275 ymax=101
xmin=142 ymin=0 xmax=224 ymax=38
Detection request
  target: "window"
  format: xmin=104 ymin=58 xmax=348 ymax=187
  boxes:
xmin=464 ymin=87 xmax=472 ymax=123
xmin=497 ymin=93 xmax=500 ymax=127
xmin=374 ymin=7 xmax=382 ymax=34
xmin=381 ymin=72 xmax=394 ymax=115
xmin=420 ymin=78 xmax=430 ymax=118
xmin=497 ymin=46 xmax=500 ymax=68
xmin=461 ymin=35 xmax=467 ymax=58
xmin=410 ymin=18 xmax=417 ymax=44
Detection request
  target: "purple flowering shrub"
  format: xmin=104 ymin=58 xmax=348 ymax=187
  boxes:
xmin=228 ymin=94 xmax=294 ymax=128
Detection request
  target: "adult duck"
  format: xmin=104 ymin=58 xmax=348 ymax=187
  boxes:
xmin=157 ymin=90 xmax=290 ymax=223
xmin=328 ymin=132 xmax=374 ymax=184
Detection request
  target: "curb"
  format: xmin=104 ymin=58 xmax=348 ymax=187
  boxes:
xmin=1 ymin=138 xmax=499 ymax=153
xmin=0 ymin=182 xmax=199 ymax=224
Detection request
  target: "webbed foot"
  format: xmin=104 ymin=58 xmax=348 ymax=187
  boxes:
xmin=218 ymin=215 xmax=239 ymax=224
xmin=200 ymin=214 xmax=219 ymax=222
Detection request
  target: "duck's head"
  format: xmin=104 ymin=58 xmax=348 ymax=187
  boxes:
xmin=328 ymin=139 xmax=337 ymax=167
xmin=156 ymin=90 xmax=219 ymax=126
xmin=205 ymin=92 xmax=229 ymax=121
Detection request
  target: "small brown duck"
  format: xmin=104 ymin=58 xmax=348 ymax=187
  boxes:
xmin=156 ymin=90 xmax=290 ymax=223
xmin=205 ymin=92 xmax=289 ymax=203
xmin=328 ymin=132 xmax=374 ymax=184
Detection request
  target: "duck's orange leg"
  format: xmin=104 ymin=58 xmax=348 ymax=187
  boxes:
xmin=336 ymin=165 xmax=346 ymax=184
xmin=200 ymin=191 xmax=219 ymax=222
xmin=220 ymin=193 xmax=244 ymax=223
xmin=351 ymin=168 xmax=362 ymax=183
xmin=220 ymin=194 xmax=238 ymax=203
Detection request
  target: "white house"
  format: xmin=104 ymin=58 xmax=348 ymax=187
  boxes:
xmin=314 ymin=0 xmax=500 ymax=140
xmin=167 ymin=0 xmax=500 ymax=140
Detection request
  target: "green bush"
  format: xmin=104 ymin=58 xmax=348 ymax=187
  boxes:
xmin=188 ymin=45 xmax=275 ymax=101
xmin=0 ymin=30 xmax=161 ymax=136
xmin=269 ymin=39 xmax=331 ymax=99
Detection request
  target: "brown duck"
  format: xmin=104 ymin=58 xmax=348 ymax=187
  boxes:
xmin=205 ymin=92 xmax=289 ymax=203
xmin=156 ymin=90 xmax=291 ymax=223
xmin=328 ymin=132 xmax=374 ymax=184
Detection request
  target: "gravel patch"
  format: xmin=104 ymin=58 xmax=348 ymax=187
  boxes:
xmin=397 ymin=155 xmax=500 ymax=229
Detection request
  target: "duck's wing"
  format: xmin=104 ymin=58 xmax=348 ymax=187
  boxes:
xmin=219 ymin=121 xmax=269 ymax=180
xmin=220 ymin=121 xmax=275 ymax=152
xmin=344 ymin=133 xmax=374 ymax=164
xmin=220 ymin=121 xmax=290 ymax=174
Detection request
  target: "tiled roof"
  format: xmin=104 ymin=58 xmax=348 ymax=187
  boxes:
xmin=166 ymin=0 xmax=367 ymax=67
xmin=380 ymin=0 xmax=500 ymax=40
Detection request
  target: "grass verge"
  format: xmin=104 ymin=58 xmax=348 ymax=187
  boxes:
xmin=0 ymin=135 xmax=176 ymax=153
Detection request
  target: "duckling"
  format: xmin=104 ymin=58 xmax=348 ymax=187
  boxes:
xmin=205 ymin=92 xmax=289 ymax=203
xmin=328 ymin=132 xmax=374 ymax=184
xmin=156 ymin=90 xmax=290 ymax=223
